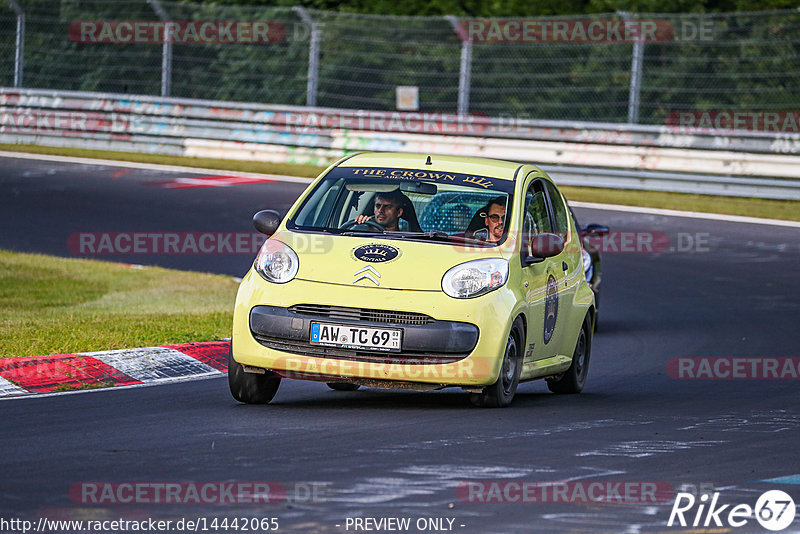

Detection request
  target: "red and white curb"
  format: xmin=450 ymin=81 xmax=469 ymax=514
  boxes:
xmin=0 ymin=341 xmax=229 ymax=397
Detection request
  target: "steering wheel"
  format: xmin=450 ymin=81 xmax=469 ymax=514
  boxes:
xmin=339 ymin=218 xmax=385 ymax=231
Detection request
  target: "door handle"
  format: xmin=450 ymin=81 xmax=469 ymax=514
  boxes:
xmin=562 ymin=261 xmax=568 ymax=272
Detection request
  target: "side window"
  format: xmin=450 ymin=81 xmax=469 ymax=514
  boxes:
xmin=337 ymin=189 xmax=369 ymax=227
xmin=545 ymin=181 xmax=569 ymax=240
xmin=294 ymin=178 xmax=345 ymax=227
xmin=524 ymin=180 xmax=552 ymax=237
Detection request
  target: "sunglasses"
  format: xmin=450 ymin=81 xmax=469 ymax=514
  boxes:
xmin=481 ymin=212 xmax=505 ymax=222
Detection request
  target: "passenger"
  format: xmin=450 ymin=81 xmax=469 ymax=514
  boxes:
xmin=474 ymin=196 xmax=507 ymax=242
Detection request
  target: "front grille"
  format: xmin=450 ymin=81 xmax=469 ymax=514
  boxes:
xmin=253 ymin=335 xmax=467 ymax=365
xmin=288 ymin=304 xmax=434 ymax=326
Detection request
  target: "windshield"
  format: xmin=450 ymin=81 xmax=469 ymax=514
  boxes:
xmin=288 ymin=166 xmax=515 ymax=245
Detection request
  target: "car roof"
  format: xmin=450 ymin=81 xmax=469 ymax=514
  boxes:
xmin=336 ymin=152 xmax=533 ymax=181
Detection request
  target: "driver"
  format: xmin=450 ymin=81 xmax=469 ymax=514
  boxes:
xmin=354 ymin=190 xmax=406 ymax=231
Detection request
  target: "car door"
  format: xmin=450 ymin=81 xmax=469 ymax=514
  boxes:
xmin=542 ymin=179 xmax=579 ymax=358
xmin=518 ymin=176 xmax=563 ymax=367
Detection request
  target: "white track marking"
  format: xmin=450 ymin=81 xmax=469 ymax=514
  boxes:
xmin=0 ymin=376 xmax=29 ymax=397
xmin=84 ymin=346 xmax=219 ymax=382
xmin=0 ymin=373 xmax=224 ymax=402
xmin=571 ymin=201 xmax=800 ymax=227
xmin=0 ymin=150 xmax=314 ymax=184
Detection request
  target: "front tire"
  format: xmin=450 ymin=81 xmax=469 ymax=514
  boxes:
xmin=470 ymin=318 xmax=524 ymax=408
xmin=547 ymin=314 xmax=591 ymax=394
xmin=228 ymin=349 xmax=281 ymax=404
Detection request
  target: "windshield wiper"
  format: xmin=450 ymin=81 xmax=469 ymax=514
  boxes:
xmin=292 ymin=226 xmax=344 ymax=234
xmin=336 ymin=230 xmax=491 ymax=246
xmin=392 ymin=231 xmax=490 ymax=246
xmin=340 ymin=230 xmax=387 ymax=236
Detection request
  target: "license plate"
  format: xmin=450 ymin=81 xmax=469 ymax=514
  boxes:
xmin=310 ymin=322 xmax=402 ymax=352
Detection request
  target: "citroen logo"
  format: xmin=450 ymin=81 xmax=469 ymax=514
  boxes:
xmin=353 ymin=265 xmax=381 ymax=286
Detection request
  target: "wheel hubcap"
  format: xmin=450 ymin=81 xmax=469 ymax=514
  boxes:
xmin=575 ymin=331 xmax=586 ymax=378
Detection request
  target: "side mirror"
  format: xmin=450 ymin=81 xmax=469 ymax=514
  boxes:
xmin=584 ymin=223 xmax=609 ymax=236
xmin=523 ymin=233 xmax=565 ymax=266
xmin=253 ymin=210 xmax=282 ymax=236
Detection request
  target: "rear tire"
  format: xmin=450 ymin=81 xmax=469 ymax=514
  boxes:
xmin=326 ymin=382 xmax=360 ymax=391
xmin=470 ymin=318 xmax=524 ymax=408
xmin=228 ymin=349 xmax=281 ymax=404
xmin=547 ymin=314 xmax=591 ymax=394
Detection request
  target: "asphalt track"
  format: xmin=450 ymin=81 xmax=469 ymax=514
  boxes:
xmin=1 ymin=154 xmax=799 ymax=533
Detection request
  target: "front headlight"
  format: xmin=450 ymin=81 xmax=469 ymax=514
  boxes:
xmin=581 ymin=248 xmax=593 ymax=283
xmin=254 ymin=240 xmax=299 ymax=283
xmin=442 ymin=258 xmax=509 ymax=299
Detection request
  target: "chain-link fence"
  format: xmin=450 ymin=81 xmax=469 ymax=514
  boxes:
xmin=1 ymin=0 xmax=799 ymax=125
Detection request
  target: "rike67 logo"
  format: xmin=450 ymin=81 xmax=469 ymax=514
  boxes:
xmin=668 ymin=490 xmax=795 ymax=531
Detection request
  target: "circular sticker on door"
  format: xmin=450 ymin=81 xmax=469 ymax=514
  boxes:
xmin=543 ymin=274 xmax=559 ymax=345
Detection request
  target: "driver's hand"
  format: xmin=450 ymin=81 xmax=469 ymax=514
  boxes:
xmin=355 ymin=215 xmax=372 ymax=224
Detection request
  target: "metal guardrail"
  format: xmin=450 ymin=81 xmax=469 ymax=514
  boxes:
xmin=1 ymin=88 xmax=800 ymax=200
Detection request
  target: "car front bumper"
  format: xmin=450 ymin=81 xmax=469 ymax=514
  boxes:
xmin=231 ymin=270 xmax=519 ymax=387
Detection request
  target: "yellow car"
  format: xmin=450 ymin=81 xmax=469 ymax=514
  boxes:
xmin=229 ymin=152 xmax=595 ymax=407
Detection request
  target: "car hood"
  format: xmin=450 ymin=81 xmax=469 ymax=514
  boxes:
xmin=274 ymin=230 xmax=504 ymax=291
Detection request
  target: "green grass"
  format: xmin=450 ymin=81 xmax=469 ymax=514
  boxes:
xmin=2 ymin=143 xmax=799 ymax=222
xmin=0 ymin=250 xmax=238 ymax=358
